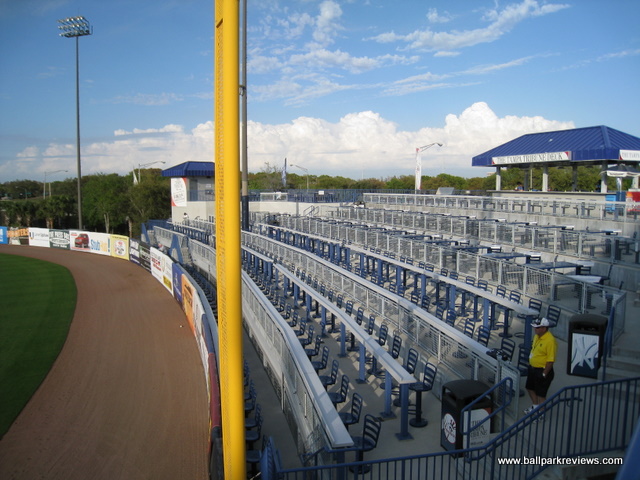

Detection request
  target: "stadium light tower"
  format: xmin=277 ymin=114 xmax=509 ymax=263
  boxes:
xmin=415 ymin=142 xmax=443 ymax=192
xmin=43 ymin=169 xmax=68 ymax=198
xmin=58 ymin=16 xmax=92 ymax=229
xmin=290 ymin=163 xmax=309 ymax=189
xmin=138 ymin=161 xmax=166 ymax=182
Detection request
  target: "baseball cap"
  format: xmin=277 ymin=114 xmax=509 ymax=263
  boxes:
xmin=531 ymin=317 xmax=551 ymax=327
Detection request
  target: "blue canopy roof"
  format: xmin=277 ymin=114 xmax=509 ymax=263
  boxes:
xmin=162 ymin=161 xmax=214 ymax=178
xmin=472 ymin=126 xmax=640 ymax=167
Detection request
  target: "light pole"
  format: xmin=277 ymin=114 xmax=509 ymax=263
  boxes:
xmin=138 ymin=161 xmax=166 ymax=182
xmin=415 ymin=142 xmax=443 ymax=192
xmin=240 ymin=0 xmax=249 ymax=230
xmin=43 ymin=170 xmax=68 ymax=198
xmin=58 ymin=16 xmax=92 ymax=229
xmin=290 ymin=163 xmax=309 ymax=190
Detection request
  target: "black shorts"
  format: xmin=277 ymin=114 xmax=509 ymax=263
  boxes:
xmin=525 ymin=366 xmax=554 ymax=397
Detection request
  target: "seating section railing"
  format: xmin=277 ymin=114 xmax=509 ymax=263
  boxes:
xmin=190 ymin=238 xmax=354 ymax=460
xmin=336 ymin=204 xmax=639 ymax=265
xmin=149 ymin=212 xmax=637 ymax=478
xmin=270 ymin=376 xmax=639 ymax=480
xmin=363 ymin=193 xmax=640 ymax=224
xmin=270 ymin=215 xmax=626 ymax=343
xmin=241 ymin=230 xmax=522 ymax=418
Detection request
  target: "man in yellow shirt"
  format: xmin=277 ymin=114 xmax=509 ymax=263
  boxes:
xmin=524 ymin=317 xmax=557 ymax=415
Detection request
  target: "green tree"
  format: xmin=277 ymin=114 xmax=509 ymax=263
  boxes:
xmin=0 ymin=200 xmax=18 ymax=225
xmin=499 ymin=168 xmax=525 ymax=190
xmin=1 ymin=180 xmax=42 ymax=199
xmin=83 ymin=174 xmax=130 ymax=233
xmin=422 ymin=174 xmax=467 ymax=191
xmin=38 ymin=195 xmax=75 ymax=229
xmin=249 ymin=162 xmax=287 ymax=191
xmin=466 ymin=175 xmax=494 ymax=191
xmin=8 ymin=200 xmax=38 ymax=226
xmin=353 ymin=178 xmax=386 ymax=189
xmin=385 ymin=175 xmax=414 ymax=190
xmin=315 ymin=174 xmax=354 ymax=189
xmin=128 ymin=175 xmax=171 ymax=236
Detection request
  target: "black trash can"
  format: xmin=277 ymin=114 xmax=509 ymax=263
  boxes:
xmin=441 ymin=380 xmax=492 ymax=454
xmin=567 ymin=314 xmax=607 ymax=378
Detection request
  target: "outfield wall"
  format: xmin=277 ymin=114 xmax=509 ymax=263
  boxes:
xmin=1 ymin=225 xmax=223 ymax=479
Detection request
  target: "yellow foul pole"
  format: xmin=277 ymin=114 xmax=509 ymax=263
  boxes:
xmin=214 ymin=0 xmax=245 ymax=477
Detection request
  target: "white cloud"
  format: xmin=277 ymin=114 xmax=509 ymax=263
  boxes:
xmin=460 ymin=55 xmax=540 ymax=75
xmin=312 ymin=1 xmax=343 ymax=47
xmin=369 ymin=0 xmax=570 ymax=52
xmin=3 ymin=123 xmax=214 ymax=181
xmin=434 ymin=51 xmax=460 ymax=58
xmin=1 ymin=103 xmax=574 ymax=182
xmin=559 ymin=48 xmax=640 ymax=71
xmin=285 ymin=50 xmax=418 ymax=76
xmin=384 ymin=55 xmax=543 ymax=97
xmin=247 ymin=54 xmax=282 ymax=74
xmin=114 ymin=124 xmax=185 ymax=136
xmin=245 ymin=102 xmax=574 ymax=177
xmin=283 ymin=12 xmax=314 ymax=39
xmin=288 ymin=49 xmax=378 ymax=74
xmin=282 ymin=77 xmax=355 ymax=106
xmin=427 ymin=8 xmax=453 ymax=24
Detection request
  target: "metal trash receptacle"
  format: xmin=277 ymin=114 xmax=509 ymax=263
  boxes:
xmin=441 ymin=380 xmax=492 ymax=454
xmin=568 ymin=314 xmax=607 ymax=378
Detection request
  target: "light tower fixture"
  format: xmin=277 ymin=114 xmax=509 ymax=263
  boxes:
xmin=415 ymin=142 xmax=443 ymax=192
xmin=43 ymin=169 xmax=68 ymax=198
xmin=289 ymin=163 xmax=309 ymax=190
xmin=58 ymin=15 xmax=93 ymax=229
xmin=138 ymin=161 xmax=166 ymax=182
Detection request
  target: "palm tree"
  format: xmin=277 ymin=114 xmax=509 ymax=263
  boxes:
xmin=39 ymin=196 xmax=73 ymax=229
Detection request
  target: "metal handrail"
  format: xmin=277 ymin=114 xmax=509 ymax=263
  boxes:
xmin=272 ymin=376 xmax=640 ymax=480
xmin=363 ymin=192 xmax=640 ymax=224
xmin=461 ymin=377 xmax=514 ymax=450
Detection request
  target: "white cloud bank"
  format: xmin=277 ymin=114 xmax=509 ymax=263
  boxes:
xmin=370 ymin=0 xmax=570 ymax=54
xmin=3 ymin=102 xmax=573 ymax=182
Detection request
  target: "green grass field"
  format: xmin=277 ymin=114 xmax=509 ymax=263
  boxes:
xmin=0 ymin=253 xmax=77 ymax=438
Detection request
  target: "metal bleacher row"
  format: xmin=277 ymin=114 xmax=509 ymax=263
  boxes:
xmin=152 ymin=202 xmax=638 ymax=479
xmin=175 ymin=228 xmax=516 ymax=471
xmin=269 ymin=213 xmax=628 ymax=345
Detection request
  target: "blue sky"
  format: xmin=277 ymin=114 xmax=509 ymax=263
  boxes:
xmin=1 ymin=0 xmax=639 ymax=183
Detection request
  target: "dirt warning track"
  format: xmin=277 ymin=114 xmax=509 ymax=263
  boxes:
xmin=0 ymin=245 xmax=208 ymax=480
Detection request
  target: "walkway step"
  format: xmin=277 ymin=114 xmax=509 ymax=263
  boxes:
xmin=606 ymin=355 xmax=640 ymax=372
xmin=604 ymin=366 xmax=640 ymax=384
xmin=612 ymin=345 xmax=640 ymax=361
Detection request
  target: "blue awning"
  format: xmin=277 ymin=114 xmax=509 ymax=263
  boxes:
xmin=472 ymin=126 xmax=640 ymax=167
xmin=162 ymin=161 xmax=214 ymax=178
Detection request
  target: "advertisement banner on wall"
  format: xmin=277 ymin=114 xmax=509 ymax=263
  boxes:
xmin=172 ymin=264 xmax=184 ymax=307
xmin=69 ymin=230 xmax=91 ymax=252
xmin=139 ymin=243 xmax=151 ymax=272
xmin=69 ymin=231 xmax=110 ymax=255
xmin=162 ymin=253 xmax=173 ymax=292
xmin=192 ymin=300 xmax=210 ymax=377
xmin=8 ymin=228 xmax=29 ymax=240
xmin=28 ymin=227 xmax=50 ymax=247
xmin=0 ymin=227 xmax=7 ymax=244
xmin=171 ymin=177 xmax=188 ymax=207
xmin=181 ymin=273 xmax=196 ymax=332
xmin=150 ymin=247 xmax=173 ymax=293
xmin=176 ymin=272 xmax=211 ymax=388
xmin=110 ymin=234 xmax=129 ymax=260
xmin=150 ymin=247 xmax=164 ymax=283
xmin=129 ymin=238 xmax=140 ymax=265
xmin=49 ymin=230 xmax=70 ymax=249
